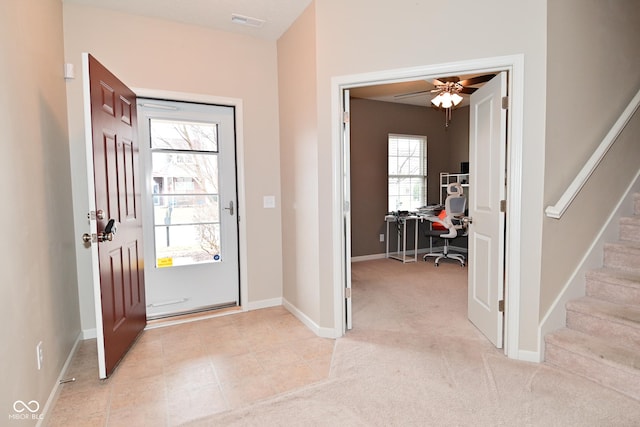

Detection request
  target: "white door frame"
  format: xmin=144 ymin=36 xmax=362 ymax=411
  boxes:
xmin=331 ymin=54 xmax=525 ymax=359
xmin=132 ymin=88 xmax=249 ymax=312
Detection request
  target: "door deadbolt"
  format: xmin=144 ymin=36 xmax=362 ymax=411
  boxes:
xmin=98 ymin=219 xmax=118 ymax=242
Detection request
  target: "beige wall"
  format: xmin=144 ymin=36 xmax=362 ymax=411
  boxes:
xmin=0 ymin=0 xmax=79 ymax=422
xmin=447 ymin=108 xmax=470 ymax=174
xmin=63 ymin=3 xmax=283 ymax=330
xmin=290 ymin=0 xmax=548 ymax=348
xmin=349 ymin=98 xmax=469 ymax=257
xmin=541 ymin=0 xmax=640 ymax=315
xmin=277 ymin=4 xmax=320 ymax=322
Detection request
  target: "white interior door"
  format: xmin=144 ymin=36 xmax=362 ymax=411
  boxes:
xmin=138 ymin=99 xmax=239 ymax=319
xmin=343 ymin=89 xmax=353 ymax=331
xmin=467 ymin=72 xmax=507 ymax=348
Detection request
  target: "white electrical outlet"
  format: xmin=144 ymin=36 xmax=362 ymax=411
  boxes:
xmin=36 ymin=341 xmax=43 ymax=370
xmin=379 ymin=234 xmax=385 ymax=242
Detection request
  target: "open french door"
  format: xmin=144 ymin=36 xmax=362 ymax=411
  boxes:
xmin=467 ymin=72 xmax=507 ymax=348
xmin=343 ymin=89 xmax=353 ymax=331
xmin=83 ymin=54 xmax=146 ymax=378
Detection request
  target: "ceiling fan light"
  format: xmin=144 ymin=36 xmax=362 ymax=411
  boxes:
xmin=440 ymin=92 xmax=453 ymax=109
xmin=451 ymin=93 xmax=463 ymax=106
xmin=431 ymin=96 xmax=442 ymax=107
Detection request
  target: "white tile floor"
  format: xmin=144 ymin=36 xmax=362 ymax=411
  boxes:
xmin=46 ymin=307 xmax=335 ymax=426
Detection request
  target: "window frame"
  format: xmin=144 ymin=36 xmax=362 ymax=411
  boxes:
xmin=387 ymin=133 xmax=428 ymax=212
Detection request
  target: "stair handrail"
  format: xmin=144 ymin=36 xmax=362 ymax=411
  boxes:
xmin=545 ymin=88 xmax=640 ymax=219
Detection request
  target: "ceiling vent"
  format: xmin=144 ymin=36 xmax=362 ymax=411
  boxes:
xmin=231 ymin=13 xmax=265 ymax=28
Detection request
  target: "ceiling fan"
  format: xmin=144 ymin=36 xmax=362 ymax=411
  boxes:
xmin=395 ymin=73 xmax=496 ymax=127
xmin=395 ymin=74 xmax=496 ymax=101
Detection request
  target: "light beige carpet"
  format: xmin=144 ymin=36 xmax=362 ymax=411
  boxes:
xmin=187 ymin=259 xmax=640 ymax=426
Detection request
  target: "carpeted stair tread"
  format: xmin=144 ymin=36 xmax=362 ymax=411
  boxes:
xmin=604 ymin=240 xmax=640 ymax=273
xmin=545 ymin=328 xmax=640 ymax=373
xmin=620 ymin=216 xmax=640 ymax=226
xmin=566 ymin=297 xmax=640 ymax=350
xmin=545 ymin=328 xmax=640 ymax=400
xmin=620 ymin=216 xmax=640 ymax=242
xmin=607 ymin=239 xmax=640 ymax=248
xmin=586 ymin=267 xmax=640 ymax=288
xmin=605 ymin=239 xmax=640 ymax=252
xmin=567 ymin=297 xmax=640 ymax=327
xmin=586 ymin=267 xmax=640 ymax=305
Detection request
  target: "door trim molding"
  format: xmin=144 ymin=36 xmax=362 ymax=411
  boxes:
xmin=81 ymin=53 xmax=105 ymax=376
xmin=330 ymin=54 xmax=525 ymax=359
xmin=132 ymin=88 xmax=248 ymax=312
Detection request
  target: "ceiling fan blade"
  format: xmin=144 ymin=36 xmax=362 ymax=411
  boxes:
xmin=433 ymin=76 xmax=460 ymax=84
xmin=460 ymin=87 xmax=477 ymax=94
xmin=459 ymin=74 xmax=495 ymax=87
xmin=394 ymin=90 xmax=430 ymax=99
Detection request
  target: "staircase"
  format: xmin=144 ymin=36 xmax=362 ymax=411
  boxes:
xmin=545 ymin=193 xmax=640 ymax=401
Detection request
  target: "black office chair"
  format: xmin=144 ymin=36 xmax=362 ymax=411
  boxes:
xmin=423 ymin=183 xmax=467 ymax=266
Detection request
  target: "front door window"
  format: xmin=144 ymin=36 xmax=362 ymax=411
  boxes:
xmin=149 ymin=119 xmax=221 ymax=267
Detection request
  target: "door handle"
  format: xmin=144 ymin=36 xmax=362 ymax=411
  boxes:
xmin=224 ymin=201 xmax=234 ymax=216
xmin=98 ymin=219 xmax=118 ymax=242
xmin=462 ymin=216 xmax=473 ymax=226
xmin=83 ymin=210 xmax=112 ymax=245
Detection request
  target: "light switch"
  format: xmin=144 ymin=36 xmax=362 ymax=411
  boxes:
xmin=263 ymin=196 xmax=276 ymax=209
xmin=64 ymin=63 xmax=75 ymax=79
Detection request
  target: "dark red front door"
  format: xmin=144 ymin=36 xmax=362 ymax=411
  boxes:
xmin=88 ymin=54 xmax=146 ymax=377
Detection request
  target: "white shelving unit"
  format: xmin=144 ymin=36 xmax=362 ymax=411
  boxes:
xmin=439 ymin=172 xmax=469 ymax=204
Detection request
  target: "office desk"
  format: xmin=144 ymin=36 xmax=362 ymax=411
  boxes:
xmin=385 ymin=214 xmax=420 ymax=263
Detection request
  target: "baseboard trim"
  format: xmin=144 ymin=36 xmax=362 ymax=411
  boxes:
xmin=244 ymin=297 xmax=282 ymax=311
xmin=282 ymin=298 xmax=319 ymax=335
xmin=82 ymin=328 xmax=96 ymax=340
xmin=37 ymin=332 xmax=82 ymax=427
xmin=351 ymin=253 xmax=386 ymax=262
xmin=517 ymin=349 xmax=542 ymax=363
xmin=282 ymin=298 xmax=340 ymax=339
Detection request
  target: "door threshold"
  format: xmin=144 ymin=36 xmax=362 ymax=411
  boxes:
xmin=145 ymin=305 xmax=242 ymax=330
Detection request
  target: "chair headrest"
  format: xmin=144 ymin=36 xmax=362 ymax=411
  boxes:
xmin=447 ymin=182 xmax=464 ymax=196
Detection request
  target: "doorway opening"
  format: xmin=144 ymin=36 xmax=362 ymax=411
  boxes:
xmin=332 ymin=55 xmax=525 ymax=359
xmin=138 ymin=99 xmax=241 ymax=320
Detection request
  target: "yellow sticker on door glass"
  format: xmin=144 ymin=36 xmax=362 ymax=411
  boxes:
xmin=157 ymin=257 xmax=173 ymax=268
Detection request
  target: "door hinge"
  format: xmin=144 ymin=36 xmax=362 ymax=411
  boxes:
xmin=498 ymin=299 xmax=505 ymax=312
xmin=502 ymin=96 xmax=509 ymax=110
xmin=343 ymin=111 xmax=350 ymax=124
xmin=344 ymin=200 xmax=350 ymax=213
xmin=500 ymin=199 xmax=507 ymax=213
xmin=345 ymin=288 xmax=352 ymax=299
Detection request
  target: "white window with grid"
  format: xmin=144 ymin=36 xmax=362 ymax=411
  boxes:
xmin=388 ymin=134 xmax=427 ymax=212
